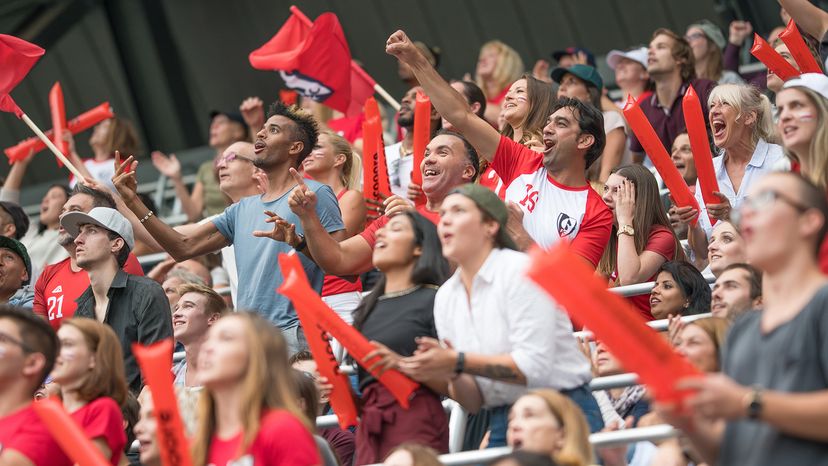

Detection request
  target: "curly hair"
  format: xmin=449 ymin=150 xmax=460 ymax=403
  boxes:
xmin=266 ymin=101 xmax=320 ymax=165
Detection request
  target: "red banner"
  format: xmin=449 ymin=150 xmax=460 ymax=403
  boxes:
xmin=411 ymin=91 xmax=431 ymax=206
xmin=526 ymin=243 xmax=702 ymax=404
xmin=4 ymin=102 xmax=113 ymax=163
xmin=750 ymin=33 xmax=800 ymax=81
xmin=778 ymin=19 xmax=823 ymax=74
xmin=682 ymin=85 xmax=719 ymax=226
xmin=0 ymin=34 xmax=45 ymax=118
xmin=278 ymin=253 xmax=358 ymax=428
xmin=32 ymin=397 xmax=110 ymax=466
xmin=278 ymin=254 xmax=419 ymax=408
xmin=133 ymin=340 xmax=193 ymax=466
xmin=623 ymin=94 xmax=699 ymax=225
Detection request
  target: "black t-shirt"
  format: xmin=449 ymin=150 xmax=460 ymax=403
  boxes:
xmin=357 ymin=285 xmax=438 ymax=389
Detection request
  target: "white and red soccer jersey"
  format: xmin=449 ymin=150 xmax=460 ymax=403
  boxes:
xmin=492 ymin=135 xmax=612 ymax=266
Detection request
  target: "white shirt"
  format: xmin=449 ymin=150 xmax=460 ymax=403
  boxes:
xmin=434 ymin=248 xmax=592 ymax=407
xmin=384 ymin=142 xmax=414 ymax=200
xmin=695 ymin=139 xmax=789 ymax=237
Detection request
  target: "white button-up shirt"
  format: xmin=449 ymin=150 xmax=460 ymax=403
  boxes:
xmin=434 ymin=248 xmax=592 ymax=408
xmin=695 ymin=139 xmax=789 ymax=237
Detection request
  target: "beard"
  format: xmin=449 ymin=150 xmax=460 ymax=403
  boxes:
xmin=58 ymin=232 xmax=75 ymax=247
xmin=397 ymin=110 xmax=414 ymax=128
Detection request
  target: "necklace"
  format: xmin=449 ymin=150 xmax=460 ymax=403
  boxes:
xmin=378 ymin=285 xmax=421 ymax=300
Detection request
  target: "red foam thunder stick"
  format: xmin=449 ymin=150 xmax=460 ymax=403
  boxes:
xmin=5 ymin=102 xmax=114 ymax=163
xmin=411 ymin=91 xmax=431 ymax=206
xmin=751 ymin=33 xmax=800 ymax=81
xmin=278 ymin=255 xmax=419 ymax=408
xmin=364 ymin=97 xmax=392 ymax=198
xmin=778 ymin=19 xmax=823 ymax=74
xmin=33 ymin=397 xmax=110 ymax=466
xmin=682 ymin=85 xmax=719 ymax=226
xmin=526 ymin=243 xmax=702 ymax=404
xmin=623 ymin=94 xmax=700 ymax=226
xmin=277 ymin=253 xmax=358 ymax=428
xmin=133 ymin=340 xmax=194 ymax=466
xmin=48 ymin=82 xmax=68 ymax=167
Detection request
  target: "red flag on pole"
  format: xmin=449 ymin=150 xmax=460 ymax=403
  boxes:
xmin=0 ymin=34 xmax=45 ymax=118
xmin=250 ymin=12 xmax=364 ymax=115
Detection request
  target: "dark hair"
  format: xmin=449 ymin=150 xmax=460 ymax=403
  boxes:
xmin=489 ymin=451 xmax=561 ymax=466
xmin=288 ymin=350 xmax=314 ymax=366
xmin=0 ymin=305 xmax=59 ymax=393
xmin=789 ymin=172 xmax=828 ymax=255
xmin=290 ymin=368 xmax=319 ymax=427
xmin=38 ymin=184 xmax=71 ymax=235
xmin=122 ymin=392 xmax=140 ymax=453
xmin=657 ymin=261 xmax=711 ymax=315
xmin=434 ymin=129 xmax=480 ymax=182
xmin=266 ymin=101 xmax=320 ymax=166
xmin=720 ymin=263 xmax=762 ymax=301
xmin=70 ymin=184 xmax=116 ymax=209
xmin=453 ymin=80 xmax=487 ymax=118
xmin=106 ymin=230 xmax=130 ymax=268
xmin=552 ymin=97 xmax=606 ymax=169
xmin=352 ymin=212 xmax=449 ymax=330
xmin=652 ymin=28 xmax=696 ymax=82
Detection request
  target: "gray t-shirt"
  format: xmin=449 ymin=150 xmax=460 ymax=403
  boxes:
xmin=719 ymin=284 xmax=828 ymax=466
xmin=212 ymin=181 xmax=344 ymax=329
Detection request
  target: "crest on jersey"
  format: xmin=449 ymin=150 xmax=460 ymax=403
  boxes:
xmin=279 ymin=70 xmax=333 ymax=102
xmin=557 ymin=213 xmax=578 ymax=237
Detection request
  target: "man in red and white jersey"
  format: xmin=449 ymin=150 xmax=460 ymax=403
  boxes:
xmin=387 ymin=30 xmax=612 ymax=267
xmin=33 ymin=184 xmax=144 ymax=330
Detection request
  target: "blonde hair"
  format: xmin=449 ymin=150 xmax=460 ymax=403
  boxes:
xmin=708 ymin=84 xmax=778 ymax=146
xmin=688 ymin=317 xmax=731 ymax=358
xmin=475 ymin=40 xmax=525 ymax=100
xmin=62 ymin=318 xmax=128 ymax=407
xmin=320 ymin=130 xmax=359 ymax=189
xmin=526 ymin=390 xmax=594 ymax=466
xmin=782 ymin=86 xmax=828 ymax=190
xmin=191 ymin=313 xmax=309 ymax=465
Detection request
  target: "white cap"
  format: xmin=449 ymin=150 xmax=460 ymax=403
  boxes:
xmin=783 ymin=73 xmax=828 ymax=102
xmin=606 ymin=47 xmax=648 ymax=70
xmin=60 ymin=207 xmax=135 ymax=251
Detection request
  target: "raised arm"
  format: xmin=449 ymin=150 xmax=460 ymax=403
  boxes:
xmin=386 ymin=30 xmax=501 ymax=160
xmin=779 ymin=0 xmax=828 ymax=40
xmin=112 ymin=152 xmax=228 ymax=261
xmin=151 ymin=151 xmax=202 ymax=222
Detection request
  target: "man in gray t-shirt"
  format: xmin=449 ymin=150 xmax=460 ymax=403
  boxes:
xmin=661 ymin=173 xmax=828 ymax=466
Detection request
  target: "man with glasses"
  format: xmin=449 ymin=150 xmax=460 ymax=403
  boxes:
xmin=0 ymin=306 xmax=71 ymax=466
xmin=386 ymin=30 xmax=612 ymax=266
xmin=0 ymin=237 xmax=33 ymax=308
xmin=662 ymin=172 xmax=828 ymax=465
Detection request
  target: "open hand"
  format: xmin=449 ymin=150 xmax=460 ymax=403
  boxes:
xmin=112 ymin=151 xmax=139 ymax=203
xmin=151 ymin=151 xmax=182 ymax=181
xmin=252 ymin=210 xmax=297 ymax=245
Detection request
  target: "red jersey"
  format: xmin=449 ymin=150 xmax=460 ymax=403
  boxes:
xmin=33 ymin=253 xmax=144 ymax=329
xmin=70 ymin=397 xmax=126 ymax=466
xmin=206 ymin=410 xmax=320 ymax=466
xmin=359 ymin=205 xmax=440 ymax=249
xmin=611 ymin=225 xmax=677 ymax=320
xmin=0 ymin=404 xmax=72 ymax=466
xmin=492 ymin=135 xmax=613 ymax=266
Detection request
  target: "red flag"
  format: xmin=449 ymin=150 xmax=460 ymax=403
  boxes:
xmin=250 ymin=13 xmax=353 ymax=114
xmin=526 ymin=244 xmax=702 ymax=404
xmin=347 ymin=62 xmax=377 ymax=116
xmin=0 ymin=34 xmax=45 ymax=118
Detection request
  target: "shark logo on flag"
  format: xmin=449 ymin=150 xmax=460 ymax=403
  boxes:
xmin=279 ymin=70 xmax=333 ymax=102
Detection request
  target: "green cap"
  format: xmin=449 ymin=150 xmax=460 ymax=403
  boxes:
xmin=0 ymin=236 xmax=31 ymax=285
xmin=450 ymin=184 xmax=518 ymax=251
xmin=689 ymin=19 xmax=726 ymax=50
xmin=550 ymin=64 xmax=604 ymax=92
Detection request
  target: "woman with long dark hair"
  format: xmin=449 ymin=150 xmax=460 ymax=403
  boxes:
xmin=351 ymin=211 xmax=450 ymax=464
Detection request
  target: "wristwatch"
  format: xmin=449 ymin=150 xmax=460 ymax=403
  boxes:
xmin=294 ymin=234 xmax=307 ymax=252
xmin=744 ymin=385 xmax=763 ymax=420
xmin=617 ymin=224 xmax=634 ymax=237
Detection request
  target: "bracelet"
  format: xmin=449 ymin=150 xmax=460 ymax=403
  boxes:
xmin=139 ymin=210 xmax=155 ymax=224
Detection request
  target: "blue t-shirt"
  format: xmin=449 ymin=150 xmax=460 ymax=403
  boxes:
xmin=212 ymin=180 xmax=343 ymax=329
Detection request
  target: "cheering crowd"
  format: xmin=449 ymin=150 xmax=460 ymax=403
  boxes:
xmin=2 ymin=1 xmax=828 ymax=465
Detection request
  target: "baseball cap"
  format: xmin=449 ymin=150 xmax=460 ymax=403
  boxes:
xmin=449 ymin=184 xmax=518 ymax=251
xmin=689 ymin=19 xmax=726 ymax=50
xmin=783 ymin=73 xmax=828 ymax=101
xmin=0 ymin=236 xmax=31 ymax=285
xmin=209 ymin=110 xmax=247 ymax=128
xmin=60 ymin=207 xmax=135 ymax=252
xmin=606 ymin=47 xmax=648 ymax=70
xmin=551 ymin=47 xmax=596 ymax=68
xmin=550 ymin=64 xmax=604 ymax=92
xmin=0 ymin=201 xmax=29 ymax=240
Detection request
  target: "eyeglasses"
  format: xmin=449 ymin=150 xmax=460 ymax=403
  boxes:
xmin=685 ymin=32 xmax=706 ymax=42
xmin=0 ymin=330 xmax=33 ymax=353
xmin=216 ymin=152 xmax=254 ymax=166
xmin=731 ymin=189 xmax=811 ymax=227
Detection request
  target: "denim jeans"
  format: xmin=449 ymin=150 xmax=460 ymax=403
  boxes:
xmin=282 ymin=325 xmax=309 ymax=356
